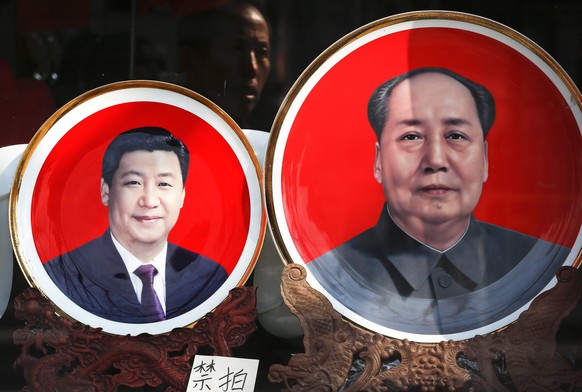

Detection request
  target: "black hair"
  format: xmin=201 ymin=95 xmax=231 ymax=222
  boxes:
xmin=101 ymin=127 xmax=189 ymax=187
xmin=177 ymin=0 xmax=270 ymax=50
xmin=368 ymin=67 xmax=496 ymax=140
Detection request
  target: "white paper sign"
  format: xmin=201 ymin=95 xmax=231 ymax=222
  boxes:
xmin=187 ymin=355 xmax=259 ymax=392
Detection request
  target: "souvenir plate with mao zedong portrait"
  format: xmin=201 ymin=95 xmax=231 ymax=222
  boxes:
xmin=10 ymin=80 xmax=265 ymax=335
xmin=265 ymin=11 xmax=581 ymax=343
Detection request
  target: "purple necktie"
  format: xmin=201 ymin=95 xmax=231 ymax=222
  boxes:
xmin=134 ymin=264 xmax=166 ymax=322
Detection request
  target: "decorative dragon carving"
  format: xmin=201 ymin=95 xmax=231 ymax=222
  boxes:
xmin=11 ymin=265 xmax=582 ymax=391
xmin=269 ymin=264 xmax=582 ymax=392
xmin=13 ymin=286 xmax=257 ymax=392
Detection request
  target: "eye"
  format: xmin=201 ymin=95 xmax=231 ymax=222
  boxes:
xmin=124 ymin=180 xmax=141 ymax=186
xmin=158 ymin=182 xmax=173 ymax=187
xmin=446 ymin=132 xmax=466 ymax=140
xmin=401 ymin=134 xmax=421 ymax=141
xmin=258 ymin=44 xmax=270 ymax=58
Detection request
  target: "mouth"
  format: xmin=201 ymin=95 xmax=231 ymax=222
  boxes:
xmin=418 ymin=184 xmax=454 ymax=196
xmin=134 ymin=216 xmax=162 ymax=224
xmin=242 ymin=85 xmax=258 ymax=102
xmin=243 ymin=94 xmax=256 ymax=104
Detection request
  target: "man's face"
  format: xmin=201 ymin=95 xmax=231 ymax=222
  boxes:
xmin=184 ymin=4 xmax=271 ymax=126
xmin=101 ymin=150 xmax=185 ymax=254
xmin=374 ymin=72 xmax=488 ymax=233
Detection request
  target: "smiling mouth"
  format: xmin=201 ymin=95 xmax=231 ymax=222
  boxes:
xmin=135 ymin=216 xmax=162 ymax=223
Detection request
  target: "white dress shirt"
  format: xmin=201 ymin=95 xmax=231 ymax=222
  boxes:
xmin=111 ymin=233 xmax=167 ymax=314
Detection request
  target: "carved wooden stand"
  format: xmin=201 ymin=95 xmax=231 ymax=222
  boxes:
xmin=269 ymin=264 xmax=582 ymax=391
xmin=12 ymin=286 xmax=257 ymax=391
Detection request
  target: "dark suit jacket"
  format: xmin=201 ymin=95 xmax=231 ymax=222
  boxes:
xmin=44 ymin=230 xmax=228 ymax=323
xmin=308 ymin=206 xmax=570 ymax=335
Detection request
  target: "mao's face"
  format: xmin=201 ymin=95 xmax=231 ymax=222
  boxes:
xmin=374 ymin=72 xmax=488 ymax=231
xmin=101 ymin=150 xmax=185 ymax=253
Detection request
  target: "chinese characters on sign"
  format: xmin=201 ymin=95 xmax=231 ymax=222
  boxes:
xmin=188 ymin=355 xmax=259 ymax=392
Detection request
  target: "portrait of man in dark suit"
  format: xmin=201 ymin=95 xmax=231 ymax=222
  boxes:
xmin=308 ymin=67 xmax=570 ymax=335
xmin=44 ymin=127 xmax=228 ymax=323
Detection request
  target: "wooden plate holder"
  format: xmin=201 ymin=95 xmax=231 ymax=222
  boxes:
xmin=269 ymin=264 xmax=582 ymax=391
xmin=12 ymin=286 xmax=257 ymax=391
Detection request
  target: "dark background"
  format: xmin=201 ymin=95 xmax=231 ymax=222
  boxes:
xmin=0 ymin=0 xmax=580 ymax=391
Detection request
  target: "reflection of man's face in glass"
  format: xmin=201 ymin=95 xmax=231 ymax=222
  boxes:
xmin=100 ymin=150 xmax=186 ymax=258
xmin=181 ymin=3 xmax=271 ymax=127
xmin=374 ymin=72 xmax=488 ymax=247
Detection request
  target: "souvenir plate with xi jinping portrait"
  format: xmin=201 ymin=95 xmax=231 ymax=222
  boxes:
xmin=11 ymin=80 xmax=265 ymax=335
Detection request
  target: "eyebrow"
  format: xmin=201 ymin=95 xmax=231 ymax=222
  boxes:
xmin=120 ymin=170 xmax=143 ymax=178
xmin=398 ymin=119 xmax=422 ymax=127
xmin=442 ymin=117 xmax=473 ymax=127
xmin=396 ymin=117 xmax=473 ymax=127
xmin=119 ymin=171 xmax=177 ymax=179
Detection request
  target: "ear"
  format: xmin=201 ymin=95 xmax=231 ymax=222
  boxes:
xmin=180 ymin=187 xmax=186 ymax=208
xmin=100 ymin=178 xmax=110 ymax=206
xmin=373 ymin=142 xmax=383 ymax=184
xmin=482 ymin=141 xmax=489 ymax=183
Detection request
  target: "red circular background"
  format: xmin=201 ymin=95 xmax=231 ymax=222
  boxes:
xmin=33 ymin=101 xmax=250 ymax=274
xmin=280 ymin=27 xmax=581 ymax=263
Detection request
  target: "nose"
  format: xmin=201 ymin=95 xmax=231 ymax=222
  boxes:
xmin=139 ymin=185 xmax=160 ymax=208
xmin=240 ymin=49 xmax=258 ymax=78
xmin=421 ymin=138 xmax=448 ymax=173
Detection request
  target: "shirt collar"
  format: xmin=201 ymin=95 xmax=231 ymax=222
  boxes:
xmin=110 ymin=232 xmax=168 ymax=278
xmin=374 ymin=205 xmax=486 ymax=290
